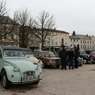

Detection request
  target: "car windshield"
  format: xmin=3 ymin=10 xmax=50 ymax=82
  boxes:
xmin=4 ymin=49 xmax=25 ymax=57
xmin=41 ymin=51 xmax=56 ymax=57
xmin=23 ymin=50 xmax=32 ymax=55
xmin=80 ymin=51 xmax=86 ymax=54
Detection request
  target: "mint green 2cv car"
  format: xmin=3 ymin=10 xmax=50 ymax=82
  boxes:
xmin=0 ymin=46 xmax=42 ymax=89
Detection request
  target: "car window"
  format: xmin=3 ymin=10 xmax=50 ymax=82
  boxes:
xmin=40 ymin=51 xmax=55 ymax=57
xmin=0 ymin=50 xmax=2 ymax=58
xmin=23 ymin=50 xmax=32 ymax=55
xmin=4 ymin=49 xmax=25 ymax=57
xmin=48 ymin=52 xmax=55 ymax=57
xmin=33 ymin=52 xmax=39 ymax=57
xmin=33 ymin=51 xmax=56 ymax=57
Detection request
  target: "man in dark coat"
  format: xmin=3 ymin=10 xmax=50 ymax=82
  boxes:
xmin=67 ymin=47 xmax=74 ymax=69
xmin=74 ymin=44 xmax=80 ymax=68
xmin=59 ymin=45 xmax=67 ymax=70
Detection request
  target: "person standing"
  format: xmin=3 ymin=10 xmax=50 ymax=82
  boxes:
xmin=67 ymin=47 xmax=74 ymax=69
xmin=59 ymin=45 xmax=67 ymax=70
xmin=74 ymin=44 xmax=80 ymax=68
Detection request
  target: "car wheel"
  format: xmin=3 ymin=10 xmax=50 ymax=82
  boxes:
xmin=56 ymin=64 xmax=60 ymax=69
xmin=1 ymin=71 xmax=9 ymax=89
xmin=32 ymin=80 xmax=40 ymax=88
xmin=34 ymin=80 xmax=40 ymax=85
xmin=90 ymin=58 xmax=94 ymax=64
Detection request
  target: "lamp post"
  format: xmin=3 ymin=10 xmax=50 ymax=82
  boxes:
xmin=61 ymin=38 xmax=64 ymax=46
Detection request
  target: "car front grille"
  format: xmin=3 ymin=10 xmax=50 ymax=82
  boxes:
xmin=55 ymin=59 xmax=60 ymax=63
xmin=22 ymin=71 xmax=35 ymax=81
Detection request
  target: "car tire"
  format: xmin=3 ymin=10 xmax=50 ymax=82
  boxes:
xmin=56 ymin=64 xmax=60 ymax=69
xmin=1 ymin=70 xmax=9 ymax=89
xmin=90 ymin=58 xmax=94 ymax=64
xmin=34 ymin=80 xmax=40 ymax=84
xmin=32 ymin=80 xmax=40 ymax=88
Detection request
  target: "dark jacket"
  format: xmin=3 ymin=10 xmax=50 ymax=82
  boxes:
xmin=74 ymin=47 xmax=80 ymax=58
xmin=59 ymin=48 xmax=66 ymax=60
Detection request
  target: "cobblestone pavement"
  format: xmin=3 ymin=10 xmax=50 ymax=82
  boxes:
xmin=1 ymin=65 xmax=95 ymax=95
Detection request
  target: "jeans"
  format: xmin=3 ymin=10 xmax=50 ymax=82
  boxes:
xmin=60 ymin=59 xmax=67 ymax=70
xmin=68 ymin=58 xmax=74 ymax=69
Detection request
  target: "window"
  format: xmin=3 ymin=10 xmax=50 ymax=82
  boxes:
xmin=56 ymin=42 xmax=58 ymax=45
xmin=0 ymin=50 xmax=2 ymax=58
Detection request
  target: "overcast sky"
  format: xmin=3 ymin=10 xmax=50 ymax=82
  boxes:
xmin=6 ymin=0 xmax=95 ymax=35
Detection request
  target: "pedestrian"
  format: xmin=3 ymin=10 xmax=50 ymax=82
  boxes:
xmin=67 ymin=47 xmax=74 ymax=70
xmin=74 ymin=44 xmax=80 ymax=68
xmin=59 ymin=45 xmax=67 ymax=70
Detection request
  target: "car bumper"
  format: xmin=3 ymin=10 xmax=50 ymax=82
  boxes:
xmin=45 ymin=60 xmax=60 ymax=66
xmin=9 ymin=78 xmax=41 ymax=85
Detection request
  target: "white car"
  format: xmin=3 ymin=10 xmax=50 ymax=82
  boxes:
xmin=0 ymin=46 xmax=42 ymax=88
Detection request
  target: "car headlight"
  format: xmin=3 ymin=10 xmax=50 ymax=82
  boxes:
xmin=13 ymin=67 xmax=20 ymax=72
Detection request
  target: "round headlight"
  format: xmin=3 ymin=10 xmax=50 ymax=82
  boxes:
xmin=13 ymin=67 xmax=20 ymax=72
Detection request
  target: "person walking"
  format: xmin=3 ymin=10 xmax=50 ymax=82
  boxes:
xmin=59 ymin=45 xmax=67 ymax=70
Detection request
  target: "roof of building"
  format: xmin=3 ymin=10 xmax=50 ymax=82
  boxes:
xmin=70 ymin=34 xmax=92 ymax=40
xmin=0 ymin=16 xmax=69 ymax=34
xmin=1 ymin=46 xmax=31 ymax=51
xmin=53 ymin=29 xmax=69 ymax=34
xmin=0 ymin=16 xmax=16 ymax=24
xmin=32 ymin=27 xmax=69 ymax=34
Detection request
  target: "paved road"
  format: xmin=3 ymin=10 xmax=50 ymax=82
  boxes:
xmin=1 ymin=65 xmax=95 ymax=95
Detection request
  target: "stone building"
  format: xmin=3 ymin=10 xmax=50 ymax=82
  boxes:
xmin=70 ymin=33 xmax=95 ymax=51
xmin=0 ymin=16 xmax=19 ymax=46
xmin=28 ymin=28 xmax=70 ymax=50
xmin=45 ymin=29 xmax=70 ymax=48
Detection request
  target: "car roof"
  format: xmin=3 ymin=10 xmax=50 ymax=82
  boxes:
xmin=34 ymin=50 xmax=53 ymax=53
xmin=0 ymin=46 xmax=31 ymax=51
xmin=90 ymin=51 xmax=95 ymax=54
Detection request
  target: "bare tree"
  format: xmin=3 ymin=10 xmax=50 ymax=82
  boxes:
xmin=33 ymin=11 xmax=55 ymax=49
xmin=0 ymin=0 xmax=20 ymax=46
xmin=0 ymin=0 xmax=7 ymax=16
xmin=0 ymin=0 xmax=7 ymax=40
xmin=13 ymin=9 xmax=34 ymax=48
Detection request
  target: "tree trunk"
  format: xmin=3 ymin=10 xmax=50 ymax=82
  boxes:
xmin=19 ymin=26 xmax=28 ymax=48
xmin=41 ymin=40 xmax=45 ymax=50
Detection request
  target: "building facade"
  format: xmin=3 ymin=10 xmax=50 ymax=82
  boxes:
xmin=28 ymin=29 xmax=70 ymax=50
xmin=1 ymin=16 xmax=95 ymax=51
xmin=45 ymin=29 xmax=70 ymax=48
xmin=70 ymin=34 xmax=95 ymax=51
xmin=0 ymin=16 xmax=19 ymax=46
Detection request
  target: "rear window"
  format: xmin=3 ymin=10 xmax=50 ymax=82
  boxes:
xmin=34 ymin=51 xmax=56 ymax=57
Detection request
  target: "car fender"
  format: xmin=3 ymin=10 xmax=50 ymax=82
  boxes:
xmin=2 ymin=66 xmax=21 ymax=83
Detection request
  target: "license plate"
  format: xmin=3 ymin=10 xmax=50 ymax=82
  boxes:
xmin=23 ymin=75 xmax=33 ymax=81
xmin=27 ymin=75 xmax=33 ymax=81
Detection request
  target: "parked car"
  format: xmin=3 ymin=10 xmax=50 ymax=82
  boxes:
xmin=33 ymin=50 xmax=60 ymax=68
xmin=78 ymin=57 xmax=86 ymax=66
xmin=0 ymin=46 xmax=42 ymax=88
xmin=80 ymin=51 xmax=90 ymax=63
xmin=89 ymin=51 xmax=95 ymax=63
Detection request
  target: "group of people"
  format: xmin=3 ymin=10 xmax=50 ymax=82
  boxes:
xmin=59 ymin=44 xmax=80 ymax=70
